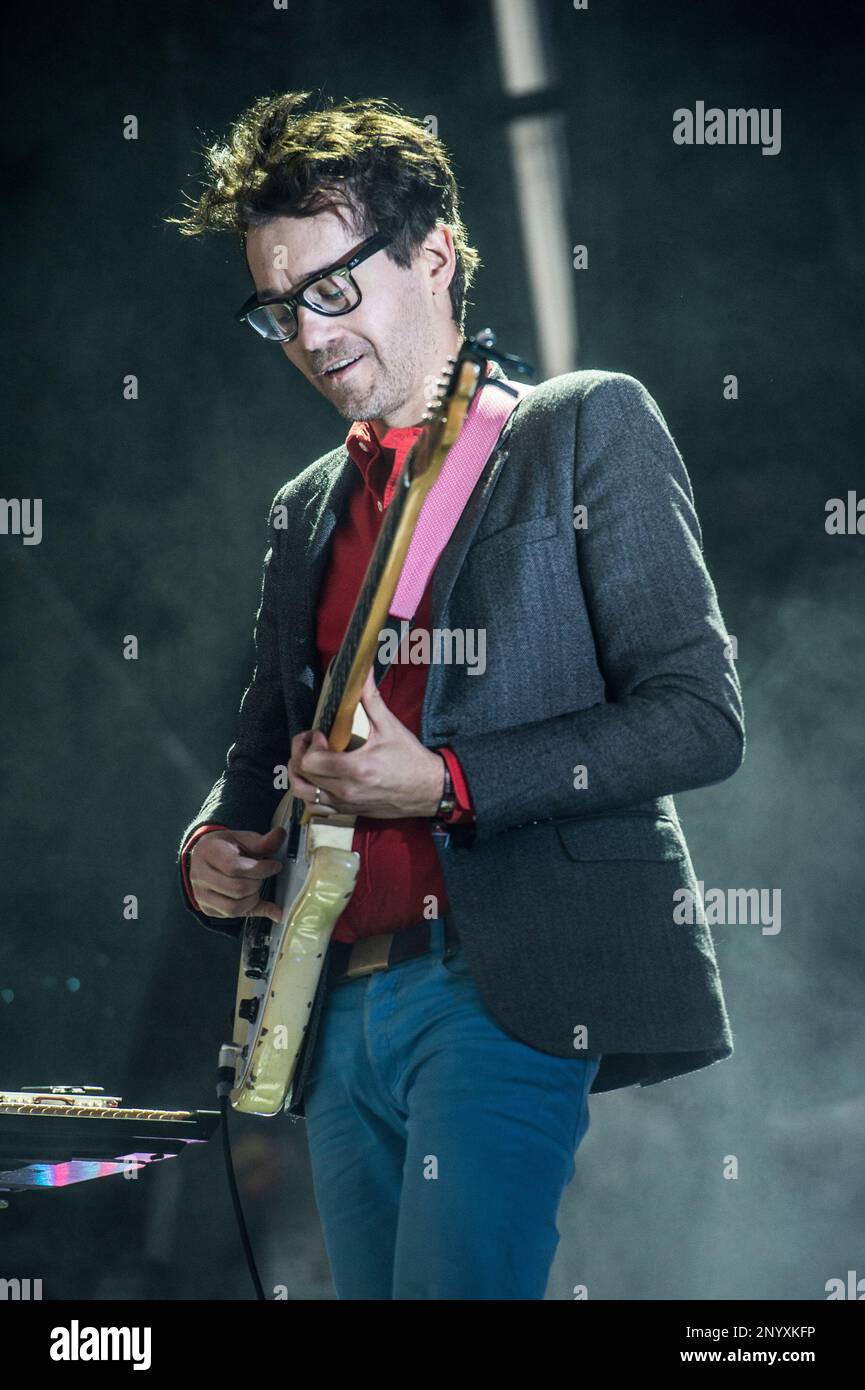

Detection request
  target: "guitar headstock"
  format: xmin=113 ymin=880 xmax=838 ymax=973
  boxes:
xmin=410 ymin=330 xmax=532 ymax=481
xmin=420 ymin=354 xmax=481 ymax=445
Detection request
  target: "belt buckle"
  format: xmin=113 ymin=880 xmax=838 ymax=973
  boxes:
xmin=345 ymin=933 xmax=394 ymax=980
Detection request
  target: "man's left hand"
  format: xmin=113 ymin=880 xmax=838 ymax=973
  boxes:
xmin=289 ymin=669 xmax=445 ymax=818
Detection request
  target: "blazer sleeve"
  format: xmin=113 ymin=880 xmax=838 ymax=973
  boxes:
xmin=445 ymin=373 xmax=745 ymax=842
xmin=176 ymin=497 xmax=291 ymax=936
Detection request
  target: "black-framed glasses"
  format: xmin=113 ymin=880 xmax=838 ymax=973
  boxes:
xmin=235 ymin=231 xmax=392 ymax=343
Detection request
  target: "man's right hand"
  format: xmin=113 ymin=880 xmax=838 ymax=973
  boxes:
xmin=187 ymin=826 xmax=285 ymax=924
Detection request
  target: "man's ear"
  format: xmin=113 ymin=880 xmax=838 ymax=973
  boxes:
xmin=425 ymin=223 xmax=456 ymax=296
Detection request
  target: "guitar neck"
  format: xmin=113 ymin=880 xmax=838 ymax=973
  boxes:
xmin=310 ymin=343 xmax=503 ymax=753
xmin=316 ymin=444 xmax=420 ymax=748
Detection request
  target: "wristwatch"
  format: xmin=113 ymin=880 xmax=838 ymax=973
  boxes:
xmin=434 ymin=755 xmax=457 ymax=820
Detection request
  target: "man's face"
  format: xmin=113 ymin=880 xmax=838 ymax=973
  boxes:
xmin=244 ymin=207 xmax=445 ymax=423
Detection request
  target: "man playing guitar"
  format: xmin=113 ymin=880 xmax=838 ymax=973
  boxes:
xmin=173 ymin=91 xmax=744 ymax=1300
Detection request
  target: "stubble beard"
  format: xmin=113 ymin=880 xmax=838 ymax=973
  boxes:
xmin=333 ymin=310 xmax=438 ymax=425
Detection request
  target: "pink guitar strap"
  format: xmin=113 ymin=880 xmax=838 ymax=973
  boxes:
xmin=389 ymin=375 xmax=534 ymax=620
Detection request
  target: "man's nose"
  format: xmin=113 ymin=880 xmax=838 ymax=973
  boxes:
xmin=293 ymin=304 xmax=351 ymax=356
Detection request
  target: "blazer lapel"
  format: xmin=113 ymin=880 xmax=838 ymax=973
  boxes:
xmin=291 ymin=450 xmax=356 ymax=702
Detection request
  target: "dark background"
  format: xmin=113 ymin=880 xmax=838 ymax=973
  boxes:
xmin=1 ymin=0 xmax=863 ymax=1299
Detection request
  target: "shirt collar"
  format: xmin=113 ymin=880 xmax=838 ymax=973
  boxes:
xmin=345 ymin=420 xmax=424 ymax=504
xmin=346 ymin=418 xmax=421 ymax=469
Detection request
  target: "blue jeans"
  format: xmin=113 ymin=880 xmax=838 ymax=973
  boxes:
xmin=303 ymin=918 xmax=601 ymax=1299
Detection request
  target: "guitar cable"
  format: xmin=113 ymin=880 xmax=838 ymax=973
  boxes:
xmin=217 ymin=1044 xmax=267 ymax=1300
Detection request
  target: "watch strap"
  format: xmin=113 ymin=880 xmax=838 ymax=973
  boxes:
xmin=434 ymin=755 xmax=456 ymax=819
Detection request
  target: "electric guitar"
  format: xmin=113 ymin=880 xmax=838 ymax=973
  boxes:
xmin=225 ymin=332 xmax=526 ymax=1116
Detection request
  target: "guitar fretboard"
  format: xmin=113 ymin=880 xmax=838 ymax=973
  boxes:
xmin=317 ymin=453 xmax=415 ymax=739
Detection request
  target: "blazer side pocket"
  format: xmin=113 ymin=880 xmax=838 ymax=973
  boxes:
xmin=555 ymin=814 xmax=687 ymax=861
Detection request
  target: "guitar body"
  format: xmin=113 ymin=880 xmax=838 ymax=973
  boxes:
xmin=229 ymin=679 xmax=370 ymax=1116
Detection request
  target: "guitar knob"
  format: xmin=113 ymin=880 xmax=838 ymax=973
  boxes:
xmin=238 ymin=997 xmax=260 ymax=1023
xmin=245 ymin=945 xmax=270 ymax=978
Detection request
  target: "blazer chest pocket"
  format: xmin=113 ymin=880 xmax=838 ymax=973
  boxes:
xmin=555 ymin=814 xmax=687 ymax=861
xmin=467 ymin=513 xmax=560 ymax=564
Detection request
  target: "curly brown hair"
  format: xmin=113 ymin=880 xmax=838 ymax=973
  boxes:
xmin=167 ymin=90 xmax=481 ymax=329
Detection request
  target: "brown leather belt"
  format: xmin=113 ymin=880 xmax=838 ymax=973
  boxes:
xmin=328 ymin=916 xmax=460 ymax=985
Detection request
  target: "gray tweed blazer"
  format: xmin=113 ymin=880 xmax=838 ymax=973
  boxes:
xmin=178 ymin=361 xmax=745 ymax=1118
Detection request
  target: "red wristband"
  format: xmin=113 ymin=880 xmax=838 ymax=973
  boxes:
xmin=439 ymin=747 xmax=475 ymax=824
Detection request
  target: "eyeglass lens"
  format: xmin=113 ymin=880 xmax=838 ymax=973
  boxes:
xmin=247 ymin=271 xmax=360 ymax=340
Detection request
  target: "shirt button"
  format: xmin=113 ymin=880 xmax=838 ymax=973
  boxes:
xmin=377 ymin=500 xmax=383 ymax=511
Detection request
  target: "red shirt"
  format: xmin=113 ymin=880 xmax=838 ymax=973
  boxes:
xmin=182 ymin=421 xmax=475 ymax=940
